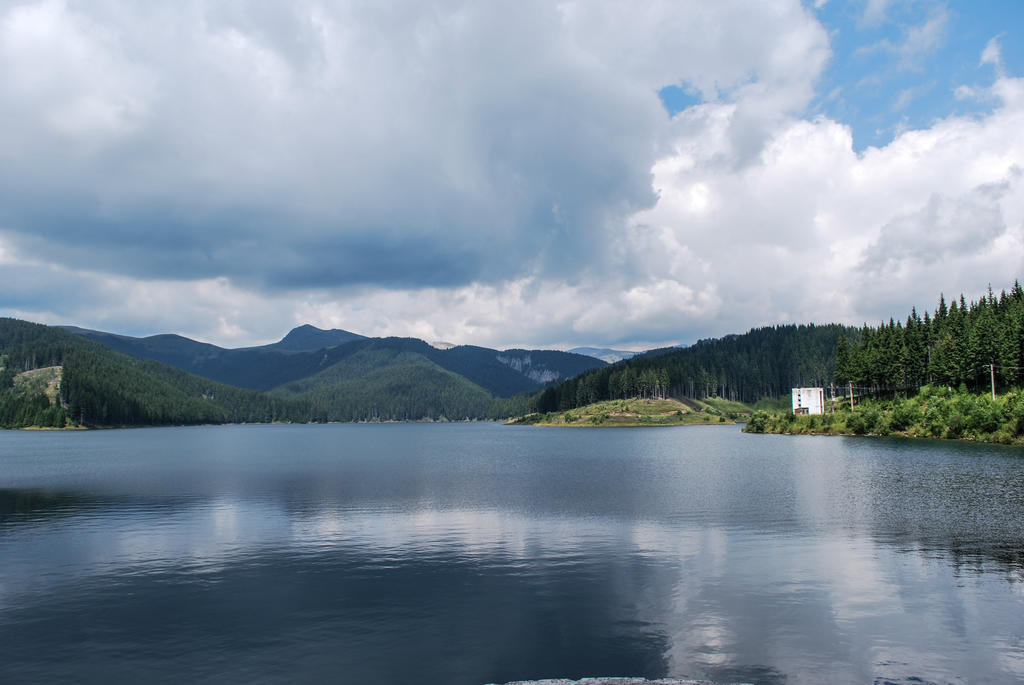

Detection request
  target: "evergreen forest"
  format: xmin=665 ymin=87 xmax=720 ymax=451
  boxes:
xmin=834 ymin=283 xmax=1024 ymax=394
xmin=531 ymin=323 xmax=852 ymax=413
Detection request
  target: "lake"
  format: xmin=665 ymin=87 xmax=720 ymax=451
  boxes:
xmin=1 ymin=423 xmax=1023 ymax=684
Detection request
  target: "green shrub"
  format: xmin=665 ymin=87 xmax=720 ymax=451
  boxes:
xmin=966 ymin=397 xmax=1002 ymax=433
xmin=924 ymin=403 xmax=947 ymax=437
xmin=746 ymin=410 xmax=770 ymax=432
xmin=890 ymin=401 xmax=921 ymax=431
xmin=1007 ymin=392 xmax=1024 ymax=436
xmin=945 ymin=412 xmax=965 ymax=439
xmin=874 ymin=415 xmax=892 ymax=437
xmin=861 ymin=406 xmax=880 ymax=433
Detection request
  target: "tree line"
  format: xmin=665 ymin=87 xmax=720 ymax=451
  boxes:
xmin=835 ymin=283 xmax=1024 ymax=394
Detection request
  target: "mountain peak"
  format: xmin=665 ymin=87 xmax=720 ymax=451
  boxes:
xmin=270 ymin=325 xmax=366 ymax=352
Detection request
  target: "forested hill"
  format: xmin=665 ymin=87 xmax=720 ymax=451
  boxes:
xmin=0 ymin=319 xmax=312 ymax=428
xmin=532 ymin=323 xmax=853 ymax=412
xmin=835 ymin=283 xmax=1024 ymax=393
xmin=0 ymin=319 xmax=542 ymax=427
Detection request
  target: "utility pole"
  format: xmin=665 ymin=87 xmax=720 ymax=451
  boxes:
xmin=849 ymin=381 xmax=854 ymax=410
xmin=990 ymin=363 xmax=996 ymax=400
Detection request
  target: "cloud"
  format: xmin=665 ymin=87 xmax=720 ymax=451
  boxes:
xmin=0 ymin=1 xmax=653 ymax=289
xmin=981 ymin=35 xmax=1006 ymax=75
xmin=892 ymin=81 xmax=935 ymax=110
xmin=862 ymin=0 xmax=893 ymax=26
xmin=860 ymin=183 xmax=1011 ymax=272
xmin=629 ymin=73 xmax=1024 ymax=333
xmin=1 ymin=1 xmax=1021 ymax=350
xmin=0 ymin=0 xmax=829 ymax=297
xmin=856 ymin=6 xmax=949 ymax=70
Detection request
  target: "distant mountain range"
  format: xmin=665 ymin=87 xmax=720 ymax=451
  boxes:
xmin=1 ymin=319 xmax=609 ymax=427
xmin=567 ymin=347 xmax=639 ymax=364
xmin=59 ymin=323 xmax=605 ymax=402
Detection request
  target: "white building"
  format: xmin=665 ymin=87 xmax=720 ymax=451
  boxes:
xmin=792 ymin=387 xmax=825 ymax=415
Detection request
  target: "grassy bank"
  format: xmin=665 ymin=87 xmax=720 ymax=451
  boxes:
xmin=744 ymin=386 xmax=1024 ymax=446
xmin=508 ymin=397 xmax=736 ymax=427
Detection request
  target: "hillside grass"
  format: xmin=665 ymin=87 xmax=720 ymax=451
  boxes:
xmin=698 ymin=396 xmax=754 ymax=416
xmin=752 ymin=396 xmax=791 ymax=412
xmin=509 ymin=397 xmax=735 ymax=427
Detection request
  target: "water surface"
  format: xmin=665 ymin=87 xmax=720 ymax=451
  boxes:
xmin=1 ymin=424 xmax=1023 ymax=684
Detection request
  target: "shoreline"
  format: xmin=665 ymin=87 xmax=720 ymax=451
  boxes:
xmin=745 ymin=424 xmax=1024 ymax=448
xmin=7 ymin=418 xmax=510 ymax=431
xmin=509 ymin=419 xmax=735 ymax=428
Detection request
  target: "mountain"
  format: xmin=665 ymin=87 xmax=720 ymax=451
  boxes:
xmin=269 ymin=345 xmax=518 ymax=421
xmin=62 ymin=325 xmax=605 ymax=397
xmin=1 ymin=319 xmax=541 ymax=426
xmin=568 ymin=346 xmax=639 ymax=364
xmin=61 ymin=326 xmax=346 ymax=391
xmin=260 ymin=324 xmax=366 ymax=352
xmin=432 ymin=345 xmax=602 ymax=396
xmin=61 ymin=326 xmax=228 ymax=369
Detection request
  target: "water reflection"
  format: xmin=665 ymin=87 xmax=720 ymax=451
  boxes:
xmin=1 ymin=424 xmax=1024 ymax=684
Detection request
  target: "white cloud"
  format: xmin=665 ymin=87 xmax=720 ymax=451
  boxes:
xmin=892 ymin=81 xmax=935 ymax=110
xmin=862 ymin=0 xmax=893 ymax=26
xmin=855 ymin=6 xmax=949 ymax=71
xmin=629 ymin=74 xmax=1024 ymax=334
xmin=981 ymin=35 xmax=1006 ymax=76
xmin=981 ymin=35 xmax=1003 ymax=67
xmin=954 ymin=84 xmax=981 ymax=101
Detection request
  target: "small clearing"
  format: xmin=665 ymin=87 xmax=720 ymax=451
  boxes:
xmin=14 ymin=366 xmax=63 ymax=405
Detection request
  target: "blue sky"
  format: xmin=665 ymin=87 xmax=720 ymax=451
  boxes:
xmin=660 ymin=0 xmax=1024 ymax=151
xmin=813 ymin=0 xmax=1024 ymax=150
xmin=0 ymin=1 xmax=1022 ymax=349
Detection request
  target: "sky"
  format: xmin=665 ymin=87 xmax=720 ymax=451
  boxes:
xmin=1 ymin=0 xmax=1023 ymax=350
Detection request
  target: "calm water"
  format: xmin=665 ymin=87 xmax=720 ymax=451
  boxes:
xmin=1 ymin=424 xmax=1023 ymax=685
